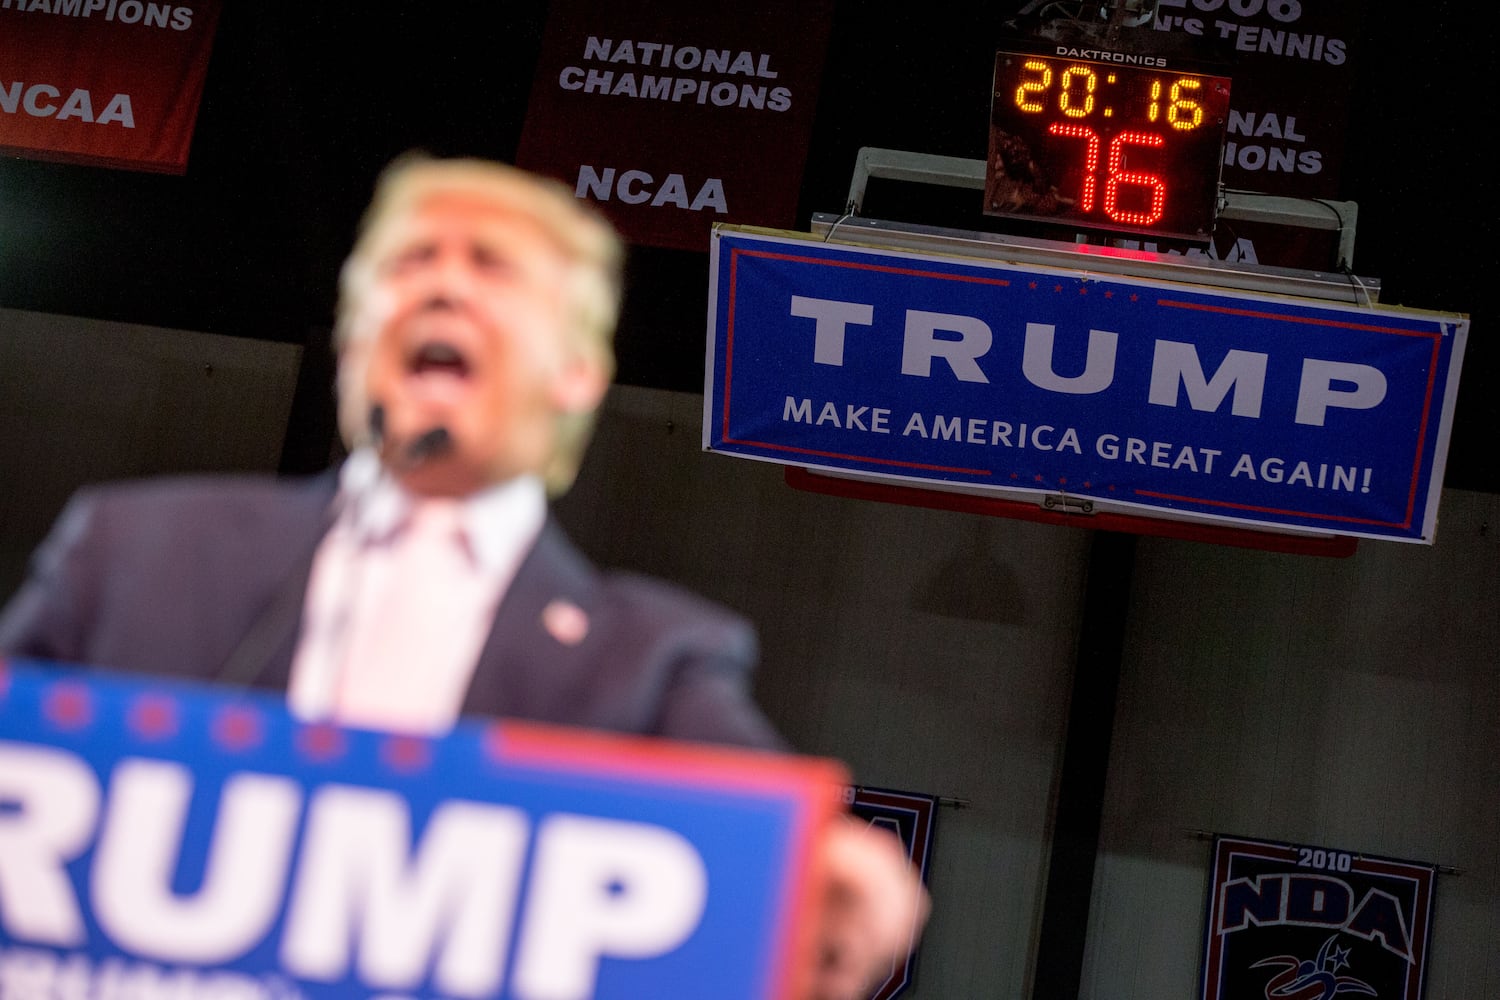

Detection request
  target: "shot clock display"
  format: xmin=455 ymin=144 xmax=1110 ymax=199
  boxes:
xmin=985 ymin=49 xmax=1232 ymax=241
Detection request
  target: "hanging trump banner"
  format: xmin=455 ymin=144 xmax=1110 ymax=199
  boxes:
xmin=704 ymin=226 xmax=1468 ymax=544
xmin=0 ymin=1 xmax=222 ymax=173
xmin=0 ymin=657 xmax=848 ymax=1000
xmin=1198 ymin=834 xmax=1437 ymax=1000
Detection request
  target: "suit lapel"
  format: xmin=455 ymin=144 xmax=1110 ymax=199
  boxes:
xmin=460 ymin=518 xmax=601 ymax=722
xmin=233 ymin=473 xmax=342 ymax=695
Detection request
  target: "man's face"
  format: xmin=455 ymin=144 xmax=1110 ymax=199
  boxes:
xmin=339 ymin=190 xmax=607 ymax=496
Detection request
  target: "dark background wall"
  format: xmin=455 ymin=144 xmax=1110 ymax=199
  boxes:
xmin=2 ymin=7 xmax=1495 ymax=996
xmin=1 ymin=1 xmax=1491 ymax=492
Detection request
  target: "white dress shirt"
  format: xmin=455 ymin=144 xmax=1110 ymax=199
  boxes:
xmin=287 ymin=448 xmax=547 ymax=733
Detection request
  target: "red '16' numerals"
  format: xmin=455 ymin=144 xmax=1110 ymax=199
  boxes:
xmin=1047 ymin=125 xmax=1167 ymax=226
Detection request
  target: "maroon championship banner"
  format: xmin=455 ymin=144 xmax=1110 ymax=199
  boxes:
xmin=1199 ymin=834 xmax=1437 ymax=1000
xmin=516 ymin=0 xmax=833 ymax=252
xmin=0 ymin=0 xmax=222 ymax=174
xmin=1150 ymin=0 xmax=1366 ymax=271
xmin=1148 ymin=0 xmax=1364 ymax=201
xmin=996 ymin=1 xmax=1364 ymax=269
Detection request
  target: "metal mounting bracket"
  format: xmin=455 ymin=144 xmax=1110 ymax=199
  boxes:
xmin=840 ymin=145 xmax=1360 ymax=272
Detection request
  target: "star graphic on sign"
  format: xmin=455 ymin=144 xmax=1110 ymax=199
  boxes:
xmin=1078 ymin=286 xmax=1088 ymax=296
xmin=1104 ymin=290 xmax=1114 ymax=299
xmin=1034 ymin=474 xmax=1044 ymax=482
xmin=1130 ymin=293 xmax=1140 ymax=302
xmin=1054 ymin=283 xmax=1064 ymax=293
xmin=1029 ymin=280 xmax=1038 ymax=290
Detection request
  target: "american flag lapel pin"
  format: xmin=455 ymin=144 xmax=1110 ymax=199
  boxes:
xmin=541 ymin=599 xmax=589 ymax=646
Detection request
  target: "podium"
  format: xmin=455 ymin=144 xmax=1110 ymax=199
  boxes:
xmin=0 ymin=658 xmax=848 ymax=1000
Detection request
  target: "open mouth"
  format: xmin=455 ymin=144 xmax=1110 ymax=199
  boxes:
xmin=406 ymin=340 xmax=472 ymax=380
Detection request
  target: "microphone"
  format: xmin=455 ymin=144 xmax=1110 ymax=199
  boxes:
xmin=368 ymin=403 xmax=453 ymax=469
xmin=369 ymin=402 xmax=387 ymax=447
xmin=213 ymin=408 xmax=452 ymax=690
xmin=405 ymin=426 xmax=453 ymax=464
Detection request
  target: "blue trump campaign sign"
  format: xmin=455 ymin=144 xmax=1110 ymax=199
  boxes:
xmin=0 ymin=658 xmax=847 ymax=1000
xmin=704 ymin=228 xmax=1470 ymax=543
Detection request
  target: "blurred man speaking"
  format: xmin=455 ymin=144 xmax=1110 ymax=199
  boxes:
xmin=0 ymin=154 xmax=927 ymax=1000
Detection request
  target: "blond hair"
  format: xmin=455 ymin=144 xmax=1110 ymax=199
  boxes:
xmin=335 ymin=153 xmax=626 ymax=494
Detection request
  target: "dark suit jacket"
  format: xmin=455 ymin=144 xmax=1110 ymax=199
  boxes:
xmin=0 ymin=473 xmax=785 ymax=751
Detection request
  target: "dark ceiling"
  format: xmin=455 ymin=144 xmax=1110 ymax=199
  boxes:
xmin=2 ymin=2 xmax=1492 ymax=492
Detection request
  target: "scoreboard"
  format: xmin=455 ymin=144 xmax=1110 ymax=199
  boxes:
xmin=985 ymin=48 xmax=1232 ymax=241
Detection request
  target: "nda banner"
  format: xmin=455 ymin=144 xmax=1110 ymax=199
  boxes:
xmin=847 ymin=787 xmax=937 ymax=999
xmin=0 ymin=658 xmax=847 ymax=1000
xmin=1198 ymin=834 xmax=1437 ymax=1000
xmin=705 ymin=228 xmax=1469 ymax=543
xmin=0 ymin=0 xmax=221 ymax=173
xmin=516 ymin=1 xmax=833 ymax=252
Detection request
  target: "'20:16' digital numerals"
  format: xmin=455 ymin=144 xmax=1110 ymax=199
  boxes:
xmin=1011 ymin=59 xmax=1216 ymax=228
